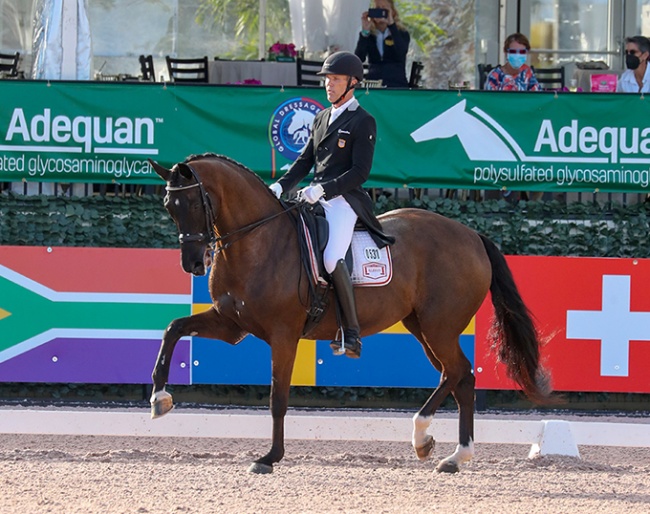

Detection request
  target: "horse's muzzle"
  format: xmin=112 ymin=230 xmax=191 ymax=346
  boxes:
xmin=182 ymin=247 xmax=212 ymax=276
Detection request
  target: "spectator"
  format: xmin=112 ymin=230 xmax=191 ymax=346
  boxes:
xmin=354 ymin=0 xmax=410 ymax=88
xmin=485 ymin=33 xmax=540 ymax=91
xmin=484 ymin=33 xmax=542 ymax=201
xmin=616 ymin=35 xmax=650 ymax=93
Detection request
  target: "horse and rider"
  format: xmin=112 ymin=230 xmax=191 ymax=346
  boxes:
xmin=149 ymin=51 xmax=551 ymax=474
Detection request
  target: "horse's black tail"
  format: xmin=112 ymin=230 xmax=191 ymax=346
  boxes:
xmin=479 ymin=234 xmax=552 ymax=404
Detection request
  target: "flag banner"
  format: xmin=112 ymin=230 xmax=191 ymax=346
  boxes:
xmin=0 ymin=246 xmax=191 ymax=384
xmin=2 ymin=245 xmax=650 ymax=392
xmin=475 ymin=256 xmax=650 ymax=393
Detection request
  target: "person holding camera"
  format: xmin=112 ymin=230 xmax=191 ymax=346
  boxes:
xmin=268 ymin=51 xmax=394 ymax=359
xmin=354 ymin=0 xmax=410 ymax=88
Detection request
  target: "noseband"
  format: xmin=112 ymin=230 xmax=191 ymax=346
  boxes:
xmin=165 ymin=163 xmax=300 ymax=253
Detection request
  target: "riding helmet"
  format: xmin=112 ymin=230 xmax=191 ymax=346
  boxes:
xmin=317 ymin=51 xmax=364 ymax=81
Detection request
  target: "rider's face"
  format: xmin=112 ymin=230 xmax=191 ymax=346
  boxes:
xmin=325 ymin=74 xmax=353 ymax=105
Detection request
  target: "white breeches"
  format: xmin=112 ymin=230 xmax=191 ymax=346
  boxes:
xmin=321 ymin=195 xmax=357 ymax=274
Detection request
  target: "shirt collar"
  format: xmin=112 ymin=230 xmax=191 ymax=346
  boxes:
xmin=329 ymin=97 xmax=358 ymax=124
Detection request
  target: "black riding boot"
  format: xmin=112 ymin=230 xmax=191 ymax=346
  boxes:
xmin=329 ymin=259 xmax=362 ymax=359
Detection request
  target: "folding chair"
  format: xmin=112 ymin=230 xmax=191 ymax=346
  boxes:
xmin=139 ymin=55 xmax=155 ymax=82
xmin=165 ymin=56 xmax=209 ymax=83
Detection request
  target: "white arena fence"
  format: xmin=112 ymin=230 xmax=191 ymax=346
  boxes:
xmin=1 ymin=407 xmax=648 ymax=459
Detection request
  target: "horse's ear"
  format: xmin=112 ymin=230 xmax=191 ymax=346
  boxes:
xmin=148 ymin=159 xmax=172 ymax=182
xmin=176 ymin=163 xmax=194 ymax=181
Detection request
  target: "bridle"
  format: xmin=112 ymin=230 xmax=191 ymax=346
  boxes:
xmin=165 ymin=163 xmax=299 ymax=253
xmin=165 ymin=164 xmax=216 ymax=247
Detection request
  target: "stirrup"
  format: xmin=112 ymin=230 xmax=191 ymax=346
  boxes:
xmin=329 ymin=329 xmax=362 ymax=359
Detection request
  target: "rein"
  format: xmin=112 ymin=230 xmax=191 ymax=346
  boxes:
xmin=212 ymin=204 xmax=300 ymax=253
xmin=166 ymin=164 xmax=300 ymax=253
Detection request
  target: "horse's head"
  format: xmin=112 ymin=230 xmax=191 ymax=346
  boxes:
xmin=150 ymin=159 xmax=214 ymax=276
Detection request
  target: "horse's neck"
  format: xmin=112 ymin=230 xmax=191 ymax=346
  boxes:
xmin=210 ymin=173 xmax=289 ymax=245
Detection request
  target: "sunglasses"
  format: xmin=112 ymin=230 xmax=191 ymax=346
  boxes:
xmin=506 ymin=49 xmax=528 ymax=54
xmin=626 ymin=49 xmax=640 ymax=55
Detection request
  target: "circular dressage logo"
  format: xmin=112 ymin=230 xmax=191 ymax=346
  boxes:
xmin=268 ymin=97 xmax=324 ymax=161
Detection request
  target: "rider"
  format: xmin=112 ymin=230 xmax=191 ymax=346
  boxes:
xmin=268 ymin=51 xmax=394 ymax=359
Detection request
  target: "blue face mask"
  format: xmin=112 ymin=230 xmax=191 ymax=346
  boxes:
xmin=507 ymin=53 xmax=527 ymax=69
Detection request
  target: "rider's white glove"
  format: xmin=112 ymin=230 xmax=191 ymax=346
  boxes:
xmin=269 ymin=183 xmax=283 ymax=199
xmin=298 ymin=184 xmax=325 ymax=204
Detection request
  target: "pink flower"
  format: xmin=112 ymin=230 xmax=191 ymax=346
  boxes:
xmin=268 ymin=41 xmax=297 ymax=58
xmin=269 ymin=42 xmax=283 ymax=54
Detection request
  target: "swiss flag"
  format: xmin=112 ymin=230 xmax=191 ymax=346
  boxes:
xmin=475 ymin=256 xmax=650 ymax=393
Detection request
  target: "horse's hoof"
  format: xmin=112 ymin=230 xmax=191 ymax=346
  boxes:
xmin=150 ymin=390 xmax=174 ymax=419
xmin=436 ymin=459 xmax=460 ymax=474
xmin=248 ymin=462 xmax=273 ymax=474
xmin=414 ymin=435 xmax=435 ymax=461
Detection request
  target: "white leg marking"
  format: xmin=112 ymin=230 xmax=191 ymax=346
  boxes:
xmin=439 ymin=439 xmax=475 ymax=467
xmin=411 ymin=413 xmax=433 ymax=448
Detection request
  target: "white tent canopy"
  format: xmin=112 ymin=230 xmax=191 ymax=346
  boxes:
xmin=31 ymin=0 xmax=92 ymax=80
xmin=289 ymin=0 xmax=367 ymax=57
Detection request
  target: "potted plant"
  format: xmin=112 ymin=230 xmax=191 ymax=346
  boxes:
xmin=268 ymin=42 xmax=297 ymax=62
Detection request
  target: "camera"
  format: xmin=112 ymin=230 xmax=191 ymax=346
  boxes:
xmin=368 ymin=8 xmax=388 ymax=18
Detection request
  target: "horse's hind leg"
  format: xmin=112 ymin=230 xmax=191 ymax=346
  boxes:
xmin=435 ymin=371 xmax=475 ymax=473
xmin=403 ymin=316 xmax=445 ymax=460
xmin=403 ymin=316 xmax=475 ymax=473
xmin=151 ymin=307 xmax=245 ymax=418
xmin=414 ymin=361 xmax=475 ymax=473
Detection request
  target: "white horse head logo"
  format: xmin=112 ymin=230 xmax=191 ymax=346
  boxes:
xmin=288 ymin=109 xmax=315 ymax=146
xmin=410 ymin=100 xmax=520 ymax=162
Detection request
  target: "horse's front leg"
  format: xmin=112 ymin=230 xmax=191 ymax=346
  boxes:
xmin=151 ymin=307 xmax=246 ymax=418
xmin=248 ymin=339 xmax=299 ymax=474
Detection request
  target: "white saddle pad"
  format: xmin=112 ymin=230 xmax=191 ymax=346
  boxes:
xmin=350 ymin=231 xmax=393 ymax=287
xmin=301 ymin=215 xmax=392 ymax=288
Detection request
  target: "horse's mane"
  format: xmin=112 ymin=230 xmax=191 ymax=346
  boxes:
xmin=182 ymin=152 xmax=277 ymax=200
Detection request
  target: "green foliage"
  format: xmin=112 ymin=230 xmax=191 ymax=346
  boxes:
xmin=194 ymin=0 xmax=443 ymax=59
xmin=2 ymin=193 xmax=650 ymax=258
xmin=374 ymin=195 xmax=650 ymax=258
xmin=397 ymin=0 xmax=446 ymax=53
xmin=196 ymin=0 xmax=292 ymax=60
xmin=0 ymin=193 xmax=177 ymax=248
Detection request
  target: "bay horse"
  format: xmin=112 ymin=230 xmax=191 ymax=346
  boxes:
xmin=149 ymin=153 xmax=550 ymax=474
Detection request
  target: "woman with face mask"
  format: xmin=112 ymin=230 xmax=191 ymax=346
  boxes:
xmin=616 ymin=36 xmax=650 ymax=93
xmin=484 ymin=33 xmax=540 ymax=91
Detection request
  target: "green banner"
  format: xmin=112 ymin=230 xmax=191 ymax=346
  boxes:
xmin=1 ymin=80 xmax=650 ymax=192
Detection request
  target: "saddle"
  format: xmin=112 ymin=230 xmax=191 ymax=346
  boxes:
xmin=298 ymin=202 xmax=354 ymax=283
xmin=293 ymin=202 xmax=331 ymax=336
xmin=292 ymin=202 xmax=392 ymax=336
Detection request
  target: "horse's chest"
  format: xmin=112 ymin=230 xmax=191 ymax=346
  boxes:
xmin=214 ymin=292 xmax=248 ymax=321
